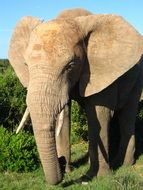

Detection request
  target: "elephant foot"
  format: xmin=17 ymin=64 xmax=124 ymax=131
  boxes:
xmin=110 ymin=154 xmax=130 ymax=170
xmin=65 ymin=165 xmax=72 ymax=173
xmin=110 ymin=158 xmax=121 ymax=170
xmin=81 ymin=174 xmax=93 ymax=185
xmin=97 ymin=166 xmax=110 ymax=176
xmin=123 ymin=156 xmax=135 ymax=166
xmin=77 ymin=174 xmax=93 ymax=185
xmin=58 ymin=156 xmax=71 ymax=173
xmin=78 ymin=165 xmax=110 ymax=185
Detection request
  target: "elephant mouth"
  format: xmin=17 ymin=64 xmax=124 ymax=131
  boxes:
xmin=16 ymin=107 xmax=65 ymax=137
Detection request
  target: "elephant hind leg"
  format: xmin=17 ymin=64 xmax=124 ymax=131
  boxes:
xmin=112 ymin=62 xmax=143 ymax=168
xmin=113 ymin=91 xmax=142 ymax=167
xmin=113 ymin=107 xmax=136 ymax=167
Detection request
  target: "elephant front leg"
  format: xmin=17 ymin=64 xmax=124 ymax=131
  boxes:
xmin=85 ymin=104 xmax=111 ymax=179
xmin=56 ymin=103 xmax=71 ymax=173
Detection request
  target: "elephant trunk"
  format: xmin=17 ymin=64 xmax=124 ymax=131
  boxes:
xmin=26 ymin=78 xmax=66 ymax=185
xmin=33 ymin=123 xmax=62 ymax=185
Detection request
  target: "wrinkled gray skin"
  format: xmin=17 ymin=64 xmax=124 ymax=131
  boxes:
xmin=9 ymin=8 xmax=143 ymax=185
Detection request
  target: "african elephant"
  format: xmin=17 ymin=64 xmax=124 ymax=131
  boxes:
xmin=9 ymin=9 xmax=92 ymax=176
xmin=8 ymin=9 xmax=143 ymax=185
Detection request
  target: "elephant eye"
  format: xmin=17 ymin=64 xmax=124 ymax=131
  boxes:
xmin=67 ymin=61 xmax=75 ymax=70
xmin=60 ymin=57 xmax=80 ymax=76
xmin=63 ymin=61 xmax=75 ymax=72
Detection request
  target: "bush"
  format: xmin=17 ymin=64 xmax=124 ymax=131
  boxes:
xmin=0 ymin=127 xmax=40 ymax=172
xmin=0 ymin=61 xmax=26 ymax=130
xmin=71 ymin=101 xmax=88 ymax=144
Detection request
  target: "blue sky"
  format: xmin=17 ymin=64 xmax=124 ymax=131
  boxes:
xmin=0 ymin=0 xmax=143 ymax=58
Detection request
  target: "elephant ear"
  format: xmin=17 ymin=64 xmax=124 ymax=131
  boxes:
xmin=75 ymin=15 xmax=143 ymax=97
xmin=8 ymin=16 xmax=42 ymax=87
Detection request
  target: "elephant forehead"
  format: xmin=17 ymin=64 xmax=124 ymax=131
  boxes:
xmin=29 ymin=20 xmax=82 ymax=63
xmin=42 ymin=30 xmax=73 ymax=53
xmin=42 ymin=32 xmax=75 ymax=64
xmin=36 ymin=21 xmax=61 ymax=34
xmin=36 ymin=20 xmax=82 ymax=49
xmin=25 ymin=26 xmax=76 ymax=65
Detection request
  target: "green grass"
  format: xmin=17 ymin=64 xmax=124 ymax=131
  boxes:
xmin=1 ymin=143 xmax=143 ymax=190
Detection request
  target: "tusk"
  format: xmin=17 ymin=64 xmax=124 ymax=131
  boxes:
xmin=56 ymin=109 xmax=65 ymax=137
xmin=140 ymin=92 xmax=143 ymax=101
xmin=16 ymin=107 xmax=30 ymax=134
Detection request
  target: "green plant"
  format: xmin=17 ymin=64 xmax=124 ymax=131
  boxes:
xmin=0 ymin=127 xmax=40 ymax=172
xmin=0 ymin=60 xmax=26 ymax=130
xmin=71 ymin=101 xmax=88 ymax=144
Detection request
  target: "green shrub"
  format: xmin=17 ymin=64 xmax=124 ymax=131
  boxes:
xmin=71 ymin=101 xmax=88 ymax=144
xmin=0 ymin=127 xmax=40 ymax=172
xmin=0 ymin=61 xmax=26 ymax=130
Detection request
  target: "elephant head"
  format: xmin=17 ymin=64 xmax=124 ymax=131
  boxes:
xmin=9 ymin=12 xmax=143 ymax=185
xmin=9 ymin=8 xmax=92 ymax=88
xmin=10 ymin=8 xmax=92 ymax=133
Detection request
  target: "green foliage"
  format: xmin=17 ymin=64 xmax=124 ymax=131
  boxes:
xmin=0 ymin=127 xmax=40 ymax=172
xmin=0 ymin=59 xmax=9 ymax=72
xmin=1 ymin=143 xmax=143 ymax=190
xmin=71 ymin=101 xmax=88 ymax=144
xmin=0 ymin=60 xmax=26 ymax=130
